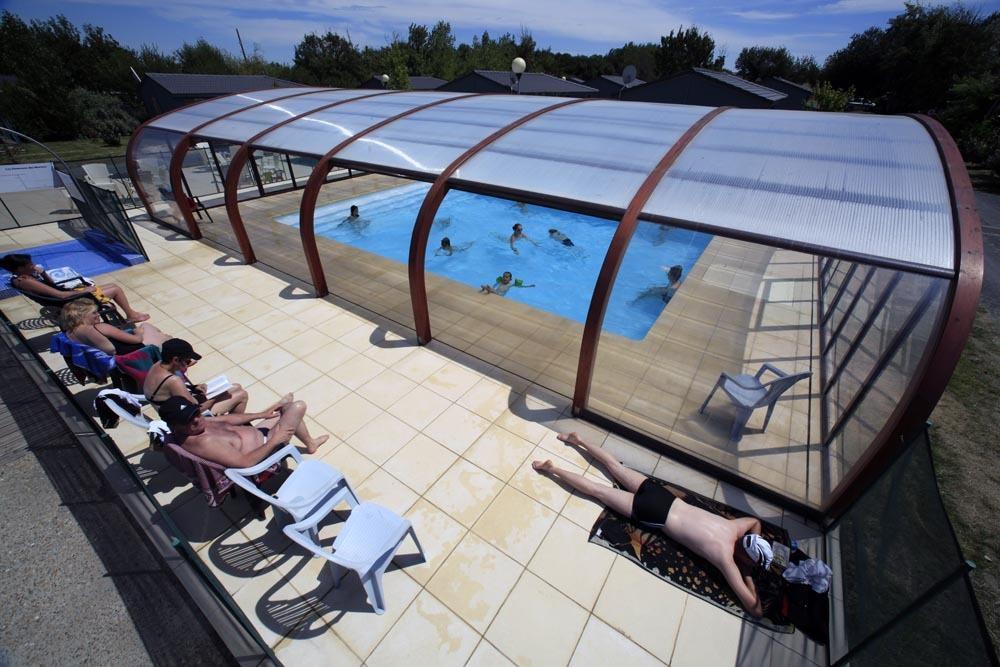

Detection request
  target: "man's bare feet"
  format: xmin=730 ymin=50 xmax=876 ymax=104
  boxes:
xmin=532 ymin=459 xmax=555 ymax=473
xmin=305 ymin=434 xmax=329 ymax=454
xmin=557 ymin=432 xmax=585 ymax=448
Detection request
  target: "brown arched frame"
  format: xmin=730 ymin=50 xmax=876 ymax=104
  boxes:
xmin=221 ymin=90 xmax=396 ymax=264
xmin=408 ymin=97 xmax=592 ymax=344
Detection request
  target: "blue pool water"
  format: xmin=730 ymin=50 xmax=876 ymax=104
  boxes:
xmin=277 ymin=183 xmax=713 ymax=340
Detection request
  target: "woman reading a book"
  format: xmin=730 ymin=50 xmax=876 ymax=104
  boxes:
xmin=143 ymin=338 xmax=258 ymax=416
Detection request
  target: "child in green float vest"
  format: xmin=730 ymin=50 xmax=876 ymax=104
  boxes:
xmin=479 ymin=271 xmax=535 ymax=296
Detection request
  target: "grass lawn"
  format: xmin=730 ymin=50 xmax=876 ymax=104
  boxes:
xmin=0 ymin=136 xmax=131 ymax=164
xmin=930 ymin=305 xmax=999 ymax=650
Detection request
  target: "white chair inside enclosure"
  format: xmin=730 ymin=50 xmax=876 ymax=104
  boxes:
xmin=283 ymin=499 xmax=424 ymax=615
xmin=225 ymin=445 xmax=359 ymax=532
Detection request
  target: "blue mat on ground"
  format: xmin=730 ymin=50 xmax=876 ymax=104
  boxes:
xmin=1 ymin=234 xmax=145 ymax=300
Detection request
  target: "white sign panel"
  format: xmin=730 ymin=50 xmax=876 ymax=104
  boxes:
xmin=0 ymin=162 xmax=59 ymax=193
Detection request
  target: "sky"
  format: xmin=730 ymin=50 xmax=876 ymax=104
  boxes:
xmin=5 ymin=0 xmax=999 ymax=71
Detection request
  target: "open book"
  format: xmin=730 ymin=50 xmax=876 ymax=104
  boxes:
xmin=203 ymin=375 xmax=233 ymax=399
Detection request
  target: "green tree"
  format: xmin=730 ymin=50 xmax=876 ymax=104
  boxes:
xmin=293 ymin=31 xmax=363 ymax=86
xmin=790 ymin=55 xmax=821 ymax=85
xmin=424 ymin=21 xmax=457 ymax=79
xmin=68 ymin=87 xmax=136 ymax=145
xmin=735 ymin=46 xmax=794 ymax=81
xmin=805 ymin=81 xmax=855 ymax=112
xmin=175 ymin=38 xmax=238 ymax=74
xmin=386 ymin=41 xmax=410 ymax=89
xmin=606 ymin=41 xmax=659 ymax=81
xmin=657 ymin=26 xmax=724 ymax=78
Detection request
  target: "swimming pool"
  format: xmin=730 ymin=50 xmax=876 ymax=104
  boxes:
xmin=277 ymin=183 xmax=712 ymax=340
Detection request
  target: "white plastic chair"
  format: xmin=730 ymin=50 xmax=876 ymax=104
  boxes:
xmin=81 ymin=163 xmax=130 ymax=200
xmin=94 ymin=389 xmax=153 ymax=428
xmin=225 ymin=445 xmax=359 ymax=532
xmin=283 ymin=500 xmax=424 ymax=615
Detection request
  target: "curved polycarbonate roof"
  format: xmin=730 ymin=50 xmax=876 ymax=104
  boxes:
xmin=147 ymin=88 xmax=956 ymax=273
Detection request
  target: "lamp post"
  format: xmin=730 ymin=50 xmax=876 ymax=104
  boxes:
xmin=511 ymin=57 xmax=526 ymax=94
xmin=379 ymin=73 xmax=390 ymax=89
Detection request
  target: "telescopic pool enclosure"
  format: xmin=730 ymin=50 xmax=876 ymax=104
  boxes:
xmin=126 ymin=87 xmax=982 ymax=520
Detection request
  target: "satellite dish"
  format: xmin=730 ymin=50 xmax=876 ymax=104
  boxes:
xmin=622 ymin=65 xmax=637 ymax=85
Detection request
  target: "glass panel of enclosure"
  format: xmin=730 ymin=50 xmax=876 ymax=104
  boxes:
xmin=254 ymin=92 xmax=467 ymax=157
xmin=458 ymin=102 xmax=709 ymax=211
xmin=131 ymin=126 xmax=185 ymax=230
xmin=589 ymin=230 xmax=821 ymax=505
xmin=148 ymin=88 xmax=316 ymax=134
xmin=208 ymin=141 xmax=261 ymax=203
xmin=642 ymin=109 xmax=955 ymax=273
xmin=424 ymin=190 xmax=616 ymax=399
xmin=289 ymin=155 xmax=318 ymax=183
xmin=333 ymin=95 xmax=561 ymax=176
xmin=253 ymin=150 xmax=295 ymax=195
xmin=181 ymin=143 xmax=224 ymax=201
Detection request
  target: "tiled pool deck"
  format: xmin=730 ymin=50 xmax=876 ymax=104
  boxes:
xmin=1 ymin=220 xmax=826 ymax=666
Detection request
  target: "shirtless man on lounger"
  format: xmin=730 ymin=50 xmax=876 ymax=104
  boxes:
xmin=157 ymin=395 xmax=329 ymax=468
xmin=534 ymin=433 xmax=772 ymax=617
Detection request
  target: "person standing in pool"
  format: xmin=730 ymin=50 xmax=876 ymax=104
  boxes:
xmin=435 ymin=237 xmax=474 ymax=256
xmin=548 ymin=229 xmax=574 ymax=247
xmin=509 ymin=223 xmax=539 ymax=254
xmin=480 ymin=271 xmax=535 ymax=296
xmin=337 ymin=204 xmax=369 ymax=232
xmin=632 ymin=264 xmax=684 ymax=304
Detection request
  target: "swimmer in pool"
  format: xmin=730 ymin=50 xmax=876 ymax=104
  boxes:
xmin=632 ymin=264 xmax=683 ymax=304
xmin=337 ymin=204 xmax=369 ymax=231
xmin=548 ymin=228 xmax=574 ymax=247
xmin=480 ymin=271 xmax=535 ymax=296
xmin=435 ymin=237 xmax=474 ymax=256
xmin=509 ymin=223 xmax=539 ymax=254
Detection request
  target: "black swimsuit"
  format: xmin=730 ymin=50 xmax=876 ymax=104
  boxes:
xmin=147 ymin=373 xmax=206 ymax=406
xmin=631 ymin=478 xmax=676 ymax=529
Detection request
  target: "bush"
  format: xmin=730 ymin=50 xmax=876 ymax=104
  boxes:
xmin=68 ymin=87 xmax=136 ymax=145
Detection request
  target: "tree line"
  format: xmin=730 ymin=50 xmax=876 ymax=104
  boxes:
xmin=0 ymin=6 xmax=996 ymax=173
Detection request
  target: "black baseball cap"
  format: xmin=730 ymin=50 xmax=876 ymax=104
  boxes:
xmin=161 ymin=338 xmax=201 ymax=362
xmin=158 ymin=396 xmax=201 ymax=426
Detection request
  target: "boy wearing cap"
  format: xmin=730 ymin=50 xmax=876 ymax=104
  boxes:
xmin=144 ymin=338 xmax=255 ymax=416
xmin=533 ymin=432 xmax=769 ymax=617
xmin=157 ymin=396 xmax=329 ymax=468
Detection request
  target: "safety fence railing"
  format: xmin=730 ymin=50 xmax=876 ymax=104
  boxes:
xmin=825 ymin=425 xmax=997 ymax=666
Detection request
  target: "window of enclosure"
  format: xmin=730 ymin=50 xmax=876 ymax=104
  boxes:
xmin=424 ymin=190 xmax=618 ymax=398
xmin=253 ymin=150 xmax=295 ymax=194
xmin=181 ymin=142 xmax=225 ymax=200
xmin=589 ymin=231 xmax=819 ymax=505
xmin=131 ymin=126 xmax=185 ymax=230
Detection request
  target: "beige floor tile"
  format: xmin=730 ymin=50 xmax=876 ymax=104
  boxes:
xmin=338 ymin=322 xmax=378 ymax=352
xmin=472 ymin=485 xmax=556 ymax=565
xmin=218 ymin=332 xmax=277 ymax=364
xmin=527 ymin=516 xmax=616 ymax=610
xmin=319 ymin=443 xmax=378 ymax=489
xmin=245 ymin=309 xmax=290 ymax=333
xmin=494 ymin=409 xmax=552 ymax=445
xmin=466 ymin=640 xmax=515 ymax=667
xmin=260 ymin=316 xmax=311 ymax=344
xmin=300 ymin=340 xmax=358 ymax=373
xmin=464 ymin=425 xmax=536 ymax=483
xmin=457 ymin=378 xmax=514 ymax=421
xmin=355 ymin=369 xmax=417 ymax=410
xmin=259 ymin=358 xmax=323 ymax=395
xmin=230 ymin=552 xmax=312 ymax=649
xmin=509 ymin=447 xmax=583 ymax=513
xmin=319 ymin=568 xmax=421 ymax=659
xmin=401 ymin=498 xmax=467 ymax=585
xmin=424 ymin=459 xmax=505 ymax=527
xmin=423 ymin=361 xmax=482 ymax=401
xmin=329 ymin=353 xmax=386 ymax=390
xmin=383 ymin=433 xmax=457 ymax=494
xmin=670 ymin=596 xmax=743 ymax=667
xmin=387 ymin=385 xmax=452 ymax=431
xmin=315 ymin=393 xmax=381 ymax=440
xmin=570 ymin=615 xmax=663 ymax=667
xmin=293 ymin=375 xmax=351 ymax=415
xmin=346 ymin=412 xmax=417 ymax=465
xmin=593 ymin=558 xmax=688 ymax=663
xmin=241 ymin=346 xmax=297 ymax=380
xmin=280 ymin=328 xmax=335 ymax=357
xmin=274 ymin=628 xmax=361 ymax=667
xmin=392 ymin=346 xmax=447 ymax=383
xmin=367 ymin=591 xmax=479 ymax=667
xmin=426 ymin=532 xmax=523 ymax=634
xmin=355 ymin=468 xmax=419 ymax=516
xmin=422 ymin=403 xmax=492 ymax=455
xmin=486 ymin=571 xmax=589 ymax=667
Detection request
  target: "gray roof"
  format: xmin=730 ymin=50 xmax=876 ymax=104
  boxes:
xmin=144 ymin=73 xmax=300 ymax=97
xmin=472 ymin=70 xmax=598 ymax=94
xmin=764 ymin=76 xmax=813 ymax=94
xmin=408 ymin=76 xmax=447 ymax=90
xmin=692 ymin=68 xmax=787 ymax=102
xmin=596 ymin=74 xmax=645 ymax=88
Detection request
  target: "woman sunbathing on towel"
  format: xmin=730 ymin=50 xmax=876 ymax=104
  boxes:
xmin=534 ymin=433 xmax=771 ymax=617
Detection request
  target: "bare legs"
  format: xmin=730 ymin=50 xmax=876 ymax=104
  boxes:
xmin=135 ymin=322 xmax=171 ymax=347
xmin=97 ymin=283 xmax=148 ymax=322
xmin=531 ymin=432 xmax=647 ymax=518
xmin=210 ymin=383 xmax=250 ymax=415
xmin=262 ymin=400 xmax=328 ymax=453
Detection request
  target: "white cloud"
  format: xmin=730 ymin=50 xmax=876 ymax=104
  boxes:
xmin=815 ymin=0 xmax=965 ymax=13
xmin=730 ymin=10 xmax=799 ymax=20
